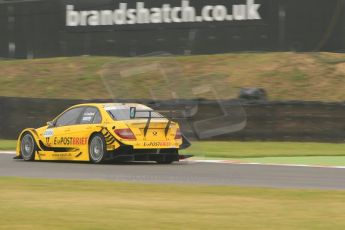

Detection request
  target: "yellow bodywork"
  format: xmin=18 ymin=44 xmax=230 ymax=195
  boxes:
xmin=16 ymin=103 xmax=183 ymax=162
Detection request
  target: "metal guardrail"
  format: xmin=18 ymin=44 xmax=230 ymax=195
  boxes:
xmin=0 ymin=97 xmax=344 ymax=142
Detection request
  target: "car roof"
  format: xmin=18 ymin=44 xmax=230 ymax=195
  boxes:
xmin=71 ymin=103 xmax=151 ymax=110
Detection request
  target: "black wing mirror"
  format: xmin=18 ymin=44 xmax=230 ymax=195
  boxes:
xmin=47 ymin=121 xmax=55 ymax=128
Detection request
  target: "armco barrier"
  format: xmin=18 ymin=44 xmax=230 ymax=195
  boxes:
xmin=0 ymin=97 xmax=344 ymax=142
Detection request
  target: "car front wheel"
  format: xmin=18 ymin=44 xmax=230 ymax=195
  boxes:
xmin=20 ymin=133 xmax=37 ymax=161
xmin=89 ymin=134 xmax=107 ymax=164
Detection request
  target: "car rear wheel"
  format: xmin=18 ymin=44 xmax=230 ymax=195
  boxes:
xmin=89 ymin=134 xmax=107 ymax=164
xmin=20 ymin=133 xmax=36 ymax=161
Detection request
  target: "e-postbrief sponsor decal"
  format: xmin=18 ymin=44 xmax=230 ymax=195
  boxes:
xmin=143 ymin=141 xmax=176 ymax=147
xmin=53 ymin=137 xmax=88 ymax=145
xmin=66 ymin=0 xmax=261 ymax=27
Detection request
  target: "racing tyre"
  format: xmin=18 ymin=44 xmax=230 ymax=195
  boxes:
xmin=20 ymin=133 xmax=37 ymax=161
xmin=89 ymin=133 xmax=107 ymax=164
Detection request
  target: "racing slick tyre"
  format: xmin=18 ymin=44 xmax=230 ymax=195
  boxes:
xmin=20 ymin=132 xmax=37 ymax=161
xmin=89 ymin=133 xmax=107 ymax=164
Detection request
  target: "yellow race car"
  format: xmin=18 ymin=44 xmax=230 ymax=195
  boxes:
xmin=15 ymin=103 xmax=191 ymax=164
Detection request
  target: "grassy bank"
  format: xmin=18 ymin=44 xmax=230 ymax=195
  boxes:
xmin=0 ymin=177 xmax=345 ymax=230
xmin=1 ymin=52 xmax=345 ymax=101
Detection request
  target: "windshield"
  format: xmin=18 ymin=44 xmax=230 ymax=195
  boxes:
xmin=107 ymin=108 xmax=164 ymax=121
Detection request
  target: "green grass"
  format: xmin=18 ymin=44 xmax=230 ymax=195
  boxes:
xmin=1 ymin=52 xmax=345 ymax=101
xmin=0 ymin=139 xmax=16 ymax=150
xmin=181 ymin=141 xmax=345 ymax=158
xmin=0 ymin=177 xmax=345 ymax=230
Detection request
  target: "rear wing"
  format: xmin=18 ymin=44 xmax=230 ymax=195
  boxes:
xmin=129 ymin=107 xmax=186 ymax=137
xmin=129 ymin=107 xmax=188 ymax=119
xmin=129 ymin=107 xmax=191 ymax=149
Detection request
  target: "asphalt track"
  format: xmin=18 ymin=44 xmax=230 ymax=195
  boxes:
xmin=1 ymin=153 xmax=345 ymax=190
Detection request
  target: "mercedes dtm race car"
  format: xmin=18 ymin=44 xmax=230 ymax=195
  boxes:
xmin=15 ymin=103 xmax=191 ymax=164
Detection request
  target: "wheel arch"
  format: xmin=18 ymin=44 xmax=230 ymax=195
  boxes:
xmin=16 ymin=129 xmax=40 ymax=158
xmin=88 ymin=132 xmax=108 ymax=163
xmin=88 ymin=131 xmax=103 ymax=144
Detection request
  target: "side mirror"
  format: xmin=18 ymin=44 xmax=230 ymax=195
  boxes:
xmin=47 ymin=121 xmax=54 ymax=128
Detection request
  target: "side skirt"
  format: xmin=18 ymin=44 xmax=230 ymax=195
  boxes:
xmin=34 ymin=151 xmax=88 ymax=161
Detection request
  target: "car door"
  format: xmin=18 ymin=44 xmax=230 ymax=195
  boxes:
xmin=48 ymin=106 xmax=85 ymax=149
xmin=76 ymin=106 xmax=103 ymax=141
xmin=44 ymin=106 xmax=102 ymax=151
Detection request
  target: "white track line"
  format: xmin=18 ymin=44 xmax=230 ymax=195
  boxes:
xmin=0 ymin=151 xmax=16 ymax=154
xmin=3 ymin=151 xmax=345 ymax=169
xmin=182 ymin=159 xmax=345 ymax=169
